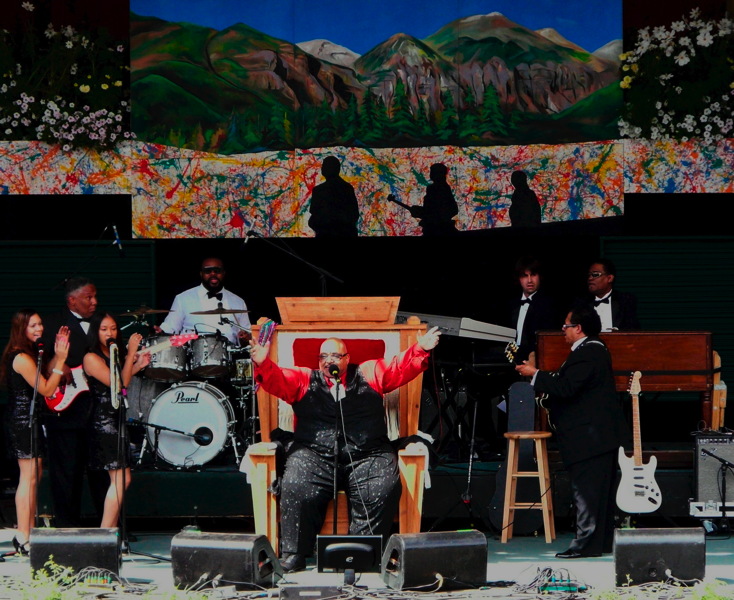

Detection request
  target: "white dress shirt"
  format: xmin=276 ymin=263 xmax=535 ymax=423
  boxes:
xmin=159 ymin=284 xmax=250 ymax=345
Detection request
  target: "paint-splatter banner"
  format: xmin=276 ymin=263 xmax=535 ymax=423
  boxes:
xmin=127 ymin=141 xmax=625 ymax=237
xmin=623 ymin=139 xmax=734 ymax=194
xmin=1 ymin=139 xmax=732 ymax=237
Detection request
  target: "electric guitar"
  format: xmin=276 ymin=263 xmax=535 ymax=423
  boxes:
xmin=45 ymin=333 xmax=198 ymax=412
xmin=45 ymin=365 xmax=89 ymax=412
xmin=139 ymin=333 xmax=198 ymax=358
xmin=386 ymin=194 xmax=423 ymax=218
xmin=616 ymin=371 xmax=662 ymax=513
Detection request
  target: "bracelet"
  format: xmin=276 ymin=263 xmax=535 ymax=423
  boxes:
xmin=52 ymin=368 xmax=64 ymax=375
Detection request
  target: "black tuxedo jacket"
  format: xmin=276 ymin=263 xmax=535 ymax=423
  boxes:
xmin=40 ymin=307 xmax=94 ymax=429
xmin=533 ymin=338 xmax=628 ymax=467
xmin=509 ymin=289 xmax=558 ymax=362
xmin=578 ymin=290 xmax=640 ymax=330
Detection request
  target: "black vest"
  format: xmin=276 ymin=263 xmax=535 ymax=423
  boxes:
xmin=293 ymin=364 xmax=388 ymax=456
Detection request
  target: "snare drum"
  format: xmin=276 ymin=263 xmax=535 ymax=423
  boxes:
xmin=143 ymin=334 xmax=188 ymax=382
xmin=145 ymin=381 xmax=234 ymax=467
xmin=190 ymin=334 xmax=230 ymax=379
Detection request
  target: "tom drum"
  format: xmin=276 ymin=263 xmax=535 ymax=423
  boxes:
xmin=190 ymin=335 xmax=230 ymax=379
xmin=142 ymin=334 xmax=188 ymax=382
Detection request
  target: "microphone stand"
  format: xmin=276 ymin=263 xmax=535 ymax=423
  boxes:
xmin=110 ymin=345 xmax=131 ymax=553
xmin=332 ymin=377 xmax=342 ymax=535
xmin=701 ymin=448 xmax=734 ymax=527
xmin=245 ymin=231 xmax=343 ymax=295
xmin=29 ymin=347 xmax=45 ymax=535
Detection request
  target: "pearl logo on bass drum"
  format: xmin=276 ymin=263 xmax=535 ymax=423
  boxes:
xmin=173 ymin=391 xmax=200 ymax=404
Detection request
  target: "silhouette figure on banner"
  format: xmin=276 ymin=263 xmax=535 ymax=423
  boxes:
xmin=387 ymin=163 xmax=459 ymax=236
xmin=508 ymin=171 xmax=541 ymax=227
xmin=308 ymin=156 xmax=360 ymax=238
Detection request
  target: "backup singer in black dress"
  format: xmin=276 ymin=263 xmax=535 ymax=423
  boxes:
xmin=83 ymin=313 xmax=149 ymax=528
xmin=0 ymin=309 xmax=70 ymax=554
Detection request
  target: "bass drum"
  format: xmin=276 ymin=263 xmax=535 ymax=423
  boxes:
xmin=145 ymin=381 xmax=234 ymax=468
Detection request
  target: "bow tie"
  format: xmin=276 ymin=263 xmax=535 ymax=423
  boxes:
xmin=207 ymin=292 xmax=223 ymax=301
xmin=594 ymin=297 xmax=610 ymax=305
xmin=520 ymin=298 xmax=532 ymax=305
xmin=77 ymin=316 xmax=90 ymax=323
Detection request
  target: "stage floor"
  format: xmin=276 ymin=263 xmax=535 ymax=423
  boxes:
xmin=2 ymin=523 xmax=734 ymax=599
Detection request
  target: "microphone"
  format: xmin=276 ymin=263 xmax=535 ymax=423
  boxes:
xmin=112 ymin=224 xmax=124 ymax=255
xmin=328 ymin=364 xmax=340 ymax=378
xmin=107 ymin=338 xmax=118 ymax=349
xmin=35 ymin=340 xmax=44 ymax=355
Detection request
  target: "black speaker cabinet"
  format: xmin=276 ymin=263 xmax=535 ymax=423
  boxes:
xmin=381 ymin=530 xmax=487 ymax=590
xmin=614 ymin=528 xmax=705 ymax=586
xmin=30 ymin=528 xmax=121 ymax=575
xmin=171 ymin=530 xmax=282 ymax=589
xmin=695 ymin=433 xmax=734 ymax=502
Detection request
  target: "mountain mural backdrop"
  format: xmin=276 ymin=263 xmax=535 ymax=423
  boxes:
xmin=131 ymin=11 xmax=621 ymax=154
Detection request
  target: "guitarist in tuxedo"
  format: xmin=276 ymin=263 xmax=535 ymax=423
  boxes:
xmin=40 ymin=277 xmax=108 ymax=526
xmin=508 ymin=256 xmax=559 ymax=367
xmin=516 ymin=306 xmax=628 ymax=559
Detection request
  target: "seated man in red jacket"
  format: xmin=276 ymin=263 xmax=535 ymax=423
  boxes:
xmin=250 ymin=326 xmax=440 ymax=572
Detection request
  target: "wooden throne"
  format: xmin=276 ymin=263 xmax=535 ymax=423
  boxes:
xmin=245 ymin=297 xmax=429 ymax=553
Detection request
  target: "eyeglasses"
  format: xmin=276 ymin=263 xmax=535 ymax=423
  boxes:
xmin=562 ymin=323 xmax=579 ymax=329
xmin=587 ymin=271 xmax=606 ymax=279
xmin=318 ymin=353 xmax=348 ymax=361
xmin=202 ymin=267 xmax=224 ymax=274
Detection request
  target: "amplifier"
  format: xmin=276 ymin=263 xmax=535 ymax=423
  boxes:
xmin=695 ymin=433 xmax=734 ymax=503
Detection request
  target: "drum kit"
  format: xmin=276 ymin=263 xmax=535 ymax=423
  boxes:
xmin=121 ymin=305 xmax=255 ymax=471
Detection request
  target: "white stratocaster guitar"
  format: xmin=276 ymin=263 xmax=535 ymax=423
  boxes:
xmin=45 ymin=333 xmax=198 ymax=412
xmin=616 ymin=371 xmax=662 ymax=513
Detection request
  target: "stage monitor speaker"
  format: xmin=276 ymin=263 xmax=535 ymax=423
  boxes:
xmin=695 ymin=432 xmax=734 ymax=502
xmin=381 ymin=530 xmax=487 ymax=590
xmin=614 ymin=528 xmax=705 ymax=586
xmin=30 ymin=528 xmax=121 ymax=576
xmin=170 ymin=530 xmax=282 ymax=589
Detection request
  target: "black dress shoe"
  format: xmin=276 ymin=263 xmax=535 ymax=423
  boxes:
xmin=280 ymin=553 xmax=306 ymax=573
xmin=555 ymin=549 xmax=601 ymax=559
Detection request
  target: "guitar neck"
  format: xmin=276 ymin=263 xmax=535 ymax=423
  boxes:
xmin=631 ymin=392 xmax=642 ymax=466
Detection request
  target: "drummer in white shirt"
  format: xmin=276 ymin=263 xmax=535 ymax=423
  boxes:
xmin=157 ymin=257 xmax=251 ymax=346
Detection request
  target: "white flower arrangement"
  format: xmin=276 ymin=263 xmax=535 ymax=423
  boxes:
xmin=618 ymin=8 xmax=733 ymax=145
xmin=0 ymin=1 xmax=133 ymax=150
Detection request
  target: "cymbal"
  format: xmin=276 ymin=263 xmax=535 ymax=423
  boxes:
xmin=119 ymin=305 xmax=172 ymax=317
xmin=190 ymin=307 xmax=250 ymax=315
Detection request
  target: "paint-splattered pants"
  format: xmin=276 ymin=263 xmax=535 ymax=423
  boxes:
xmin=279 ymin=441 xmax=401 ymax=555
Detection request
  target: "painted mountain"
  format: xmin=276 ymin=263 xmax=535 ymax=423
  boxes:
xmin=130 ymin=11 xmax=621 ymax=154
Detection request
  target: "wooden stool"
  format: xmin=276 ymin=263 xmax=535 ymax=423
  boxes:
xmin=501 ymin=431 xmax=556 ymax=543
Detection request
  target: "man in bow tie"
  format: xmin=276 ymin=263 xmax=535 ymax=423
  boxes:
xmin=509 ymin=256 xmax=558 ymax=365
xmin=41 ymin=277 xmax=109 ymax=526
xmin=516 ymin=306 xmax=628 ymax=558
xmin=159 ymin=257 xmax=250 ymax=346
xmin=578 ymin=258 xmax=640 ymax=332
